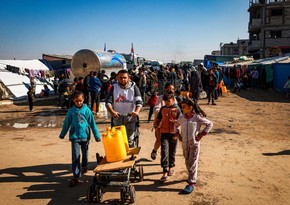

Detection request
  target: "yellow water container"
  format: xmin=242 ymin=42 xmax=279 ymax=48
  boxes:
xmin=113 ymin=125 xmax=129 ymax=152
xmin=102 ymin=128 xmax=127 ymax=162
xmin=222 ymin=86 xmax=227 ymax=94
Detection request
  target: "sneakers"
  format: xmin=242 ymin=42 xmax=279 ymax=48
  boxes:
xmin=69 ymin=178 xmax=79 ymax=187
xmin=183 ymin=185 xmax=194 ymax=194
xmin=151 ymin=149 xmax=157 ymax=160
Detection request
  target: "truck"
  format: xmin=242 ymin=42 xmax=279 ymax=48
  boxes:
xmin=120 ymin=53 xmax=145 ymax=70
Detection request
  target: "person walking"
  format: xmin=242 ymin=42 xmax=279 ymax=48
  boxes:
xmin=153 ymin=91 xmax=181 ymax=182
xmin=188 ymin=67 xmax=203 ymax=102
xmin=174 ymin=99 xmax=213 ymax=193
xmin=59 ymin=91 xmax=101 ymax=187
xmin=84 ymin=71 xmax=93 ymax=105
xmin=146 ymin=91 xmax=158 ymax=123
xmin=150 ymin=83 xmax=176 ymax=160
xmin=205 ymin=68 xmax=217 ymax=105
xmin=105 ymin=70 xmax=143 ymax=148
xmin=251 ymin=67 xmax=259 ymax=89
xmin=89 ymin=71 xmax=102 ymax=113
xmin=27 ymin=86 xmax=35 ymax=111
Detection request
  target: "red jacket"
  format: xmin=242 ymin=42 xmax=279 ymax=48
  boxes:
xmin=147 ymin=95 xmax=158 ymax=107
xmin=154 ymin=104 xmax=181 ymax=134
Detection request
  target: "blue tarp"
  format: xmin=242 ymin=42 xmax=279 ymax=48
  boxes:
xmin=272 ymin=63 xmax=290 ymax=91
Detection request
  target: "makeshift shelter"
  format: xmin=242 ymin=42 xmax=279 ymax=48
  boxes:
xmin=272 ymin=59 xmax=290 ymax=92
xmin=220 ymin=60 xmax=254 ymax=86
xmin=0 ymin=60 xmax=54 ymax=100
xmin=248 ymin=56 xmax=290 ymax=89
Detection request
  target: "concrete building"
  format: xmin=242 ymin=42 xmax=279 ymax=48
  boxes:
xmin=220 ymin=39 xmax=250 ymax=56
xmin=248 ymin=0 xmax=290 ymax=59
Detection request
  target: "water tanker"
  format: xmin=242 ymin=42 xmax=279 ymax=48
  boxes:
xmin=71 ymin=49 xmax=127 ymax=77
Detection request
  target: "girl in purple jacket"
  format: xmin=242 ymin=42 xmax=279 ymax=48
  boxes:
xmin=174 ymin=99 xmax=213 ymax=194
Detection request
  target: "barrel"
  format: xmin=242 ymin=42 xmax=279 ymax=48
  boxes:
xmin=71 ymin=49 xmax=127 ymax=77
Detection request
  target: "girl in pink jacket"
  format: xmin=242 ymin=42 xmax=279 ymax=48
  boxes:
xmin=174 ymin=99 xmax=213 ymax=194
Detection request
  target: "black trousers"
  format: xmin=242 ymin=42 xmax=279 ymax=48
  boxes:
xmin=207 ymin=87 xmax=215 ymax=103
xmin=161 ymin=133 xmax=177 ymax=173
xmin=28 ymin=97 xmax=33 ymax=111
xmin=148 ymin=106 xmax=154 ymax=122
xmin=90 ymin=91 xmax=100 ymax=112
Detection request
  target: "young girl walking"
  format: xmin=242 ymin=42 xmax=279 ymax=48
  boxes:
xmin=174 ymin=99 xmax=213 ymax=193
xmin=59 ymin=91 xmax=101 ymax=187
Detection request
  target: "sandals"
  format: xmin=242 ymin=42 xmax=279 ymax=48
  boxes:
xmin=168 ymin=169 xmax=175 ymax=176
xmin=69 ymin=178 xmax=79 ymax=187
xmin=151 ymin=150 xmax=157 ymax=160
xmin=160 ymin=175 xmax=169 ymax=182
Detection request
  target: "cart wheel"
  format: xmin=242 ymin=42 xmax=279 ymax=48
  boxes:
xmin=95 ymin=185 xmax=103 ymax=203
xmin=138 ymin=166 xmax=144 ymax=182
xmin=120 ymin=187 xmax=127 ymax=203
xmin=129 ymin=185 xmax=136 ymax=203
xmin=87 ymin=185 xmax=96 ymax=202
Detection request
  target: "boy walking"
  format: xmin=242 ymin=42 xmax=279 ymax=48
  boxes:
xmin=59 ymin=91 xmax=101 ymax=187
xmin=153 ymin=91 xmax=181 ymax=182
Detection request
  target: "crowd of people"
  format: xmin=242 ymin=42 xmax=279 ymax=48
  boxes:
xmin=30 ymin=61 xmax=287 ymax=194
xmin=54 ymin=65 xmax=216 ymax=194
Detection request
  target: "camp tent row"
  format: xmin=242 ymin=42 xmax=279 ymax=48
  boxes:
xmin=218 ymin=54 xmax=290 ymax=91
xmin=0 ymin=59 xmax=54 ymax=100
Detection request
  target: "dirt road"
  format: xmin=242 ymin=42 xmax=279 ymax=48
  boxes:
xmin=0 ymin=89 xmax=289 ymax=205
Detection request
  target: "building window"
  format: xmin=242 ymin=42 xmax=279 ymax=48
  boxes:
xmin=271 ymin=9 xmax=283 ymax=16
xmin=269 ymin=31 xmax=282 ymax=38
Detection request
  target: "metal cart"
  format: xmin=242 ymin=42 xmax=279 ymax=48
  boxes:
xmin=87 ymin=147 xmax=143 ymax=204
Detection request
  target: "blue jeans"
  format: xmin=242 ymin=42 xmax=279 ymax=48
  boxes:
xmin=71 ymin=141 xmax=89 ymax=178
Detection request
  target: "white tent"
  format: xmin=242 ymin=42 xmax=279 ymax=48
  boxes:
xmin=0 ymin=59 xmax=50 ymax=71
xmin=0 ymin=60 xmax=53 ymax=100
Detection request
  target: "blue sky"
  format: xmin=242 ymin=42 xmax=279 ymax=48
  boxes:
xmin=0 ymin=0 xmax=249 ymax=63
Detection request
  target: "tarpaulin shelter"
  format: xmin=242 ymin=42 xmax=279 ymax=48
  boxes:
xmin=272 ymin=59 xmax=290 ymax=92
xmin=248 ymin=56 xmax=290 ymax=89
xmin=0 ymin=60 xmax=54 ymax=100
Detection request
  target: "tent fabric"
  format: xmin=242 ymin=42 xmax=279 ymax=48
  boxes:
xmin=273 ymin=63 xmax=290 ymax=92
xmin=0 ymin=59 xmax=50 ymax=71
xmin=264 ymin=65 xmax=273 ymax=84
xmin=0 ymin=60 xmax=53 ymax=99
xmin=0 ymin=69 xmax=53 ymax=99
xmin=39 ymin=59 xmax=55 ymax=70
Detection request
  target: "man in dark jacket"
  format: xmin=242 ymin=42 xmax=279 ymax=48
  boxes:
xmin=188 ymin=67 xmax=203 ymax=102
xmin=89 ymin=71 xmax=102 ymax=112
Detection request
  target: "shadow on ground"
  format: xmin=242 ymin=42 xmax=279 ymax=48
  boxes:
xmin=231 ymin=88 xmax=289 ymax=103
xmin=262 ymin=149 xmax=290 ymax=156
xmin=0 ymin=159 xmax=185 ymax=205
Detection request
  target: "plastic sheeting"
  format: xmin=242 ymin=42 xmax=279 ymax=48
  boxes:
xmin=0 ymin=60 xmax=50 ymax=71
xmin=273 ymin=63 xmax=290 ymax=91
xmin=0 ymin=69 xmax=53 ymax=99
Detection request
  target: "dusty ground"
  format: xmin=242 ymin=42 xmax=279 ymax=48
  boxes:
xmin=0 ymin=89 xmax=289 ymax=205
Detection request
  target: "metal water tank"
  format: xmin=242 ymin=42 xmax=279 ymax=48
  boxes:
xmin=71 ymin=49 xmax=126 ymax=77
